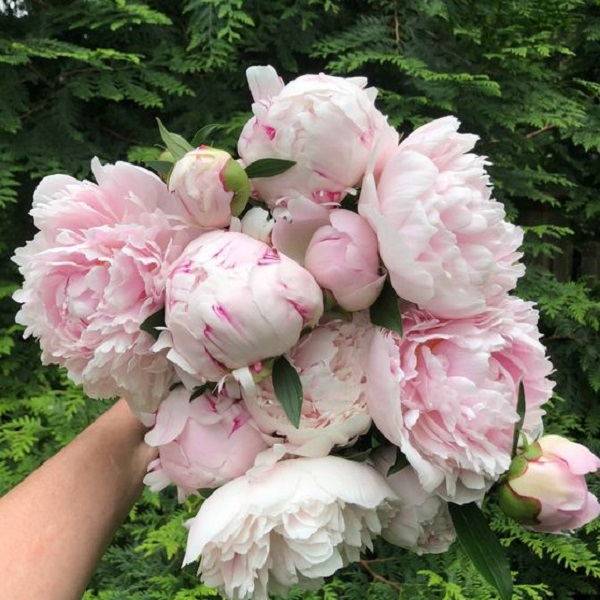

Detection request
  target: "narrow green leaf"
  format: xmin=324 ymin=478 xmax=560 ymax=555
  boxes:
xmin=191 ymin=124 xmax=221 ymax=147
xmin=449 ymin=503 xmax=513 ymax=600
xmin=369 ymin=278 xmax=403 ymax=336
xmin=511 ymin=382 xmax=526 ymax=457
xmin=272 ymin=356 xmax=303 ymax=428
xmin=245 ymin=158 xmax=296 ymax=179
xmin=156 ymin=118 xmax=193 ymax=161
xmin=145 ymin=160 xmax=173 ymax=177
xmin=139 ymin=307 xmax=166 ymax=340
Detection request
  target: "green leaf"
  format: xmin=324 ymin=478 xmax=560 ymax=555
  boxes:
xmin=156 ymin=118 xmax=193 ymax=160
xmin=245 ymin=158 xmax=296 ymax=179
xmin=191 ymin=124 xmax=221 ymax=147
xmin=272 ymin=356 xmax=303 ymax=428
xmin=145 ymin=160 xmax=173 ymax=176
xmin=369 ymin=278 xmax=403 ymax=336
xmin=449 ymin=502 xmax=513 ymax=600
xmin=139 ymin=307 xmax=166 ymax=340
xmin=511 ymin=382 xmax=526 ymax=457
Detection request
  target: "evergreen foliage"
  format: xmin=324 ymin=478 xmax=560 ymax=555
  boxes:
xmin=1 ymin=0 xmax=599 ymax=598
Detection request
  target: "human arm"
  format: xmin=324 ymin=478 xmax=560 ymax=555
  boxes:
xmin=0 ymin=399 xmax=156 ymax=600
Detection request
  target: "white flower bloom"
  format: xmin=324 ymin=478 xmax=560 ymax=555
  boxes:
xmin=183 ymin=456 xmax=400 ymax=600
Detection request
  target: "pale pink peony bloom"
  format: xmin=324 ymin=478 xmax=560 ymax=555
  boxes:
xmin=30 ymin=158 xmax=193 ymax=237
xmin=13 ymin=160 xmax=198 ymax=416
xmin=359 ymin=116 xmax=524 ymax=318
xmin=372 ymin=447 xmax=456 ymax=554
xmin=183 ymin=456 xmax=400 ymax=600
xmin=271 ymin=196 xmax=332 ymax=263
xmin=238 ymin=65 xmax=399 ymax=205
xmin=143 ymin=386 xmax=268 ymax=501
xmin=157 ymin=230 xmax=324 ymax=384
xmin=168 ymin=147 xmax=250 ymax=229
xmin=304 ymin=209 xmax=385 ymax=311
xmin=366 ymin=297 xmax=554 ymax=503
xmin=243 ymin=313 xmax=375 ymax=457
xmin=499 ymin=435 xmax=600 ymax=533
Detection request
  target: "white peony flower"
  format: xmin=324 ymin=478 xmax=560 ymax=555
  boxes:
xmin=183 ymin=456 xmax=400 ymax=600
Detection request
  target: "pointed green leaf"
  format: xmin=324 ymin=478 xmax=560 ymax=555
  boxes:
xmin=369 ymin=278 xmax=403 ymax=336
xmin=245 ymin=158 xmax=296 ymax=179
xmin=156 ymin=118 xmax=193 ymax=161
xmin=511 ymin=382 xmax=526 ymax=457
xmin=191 ymin=124 xmax=221 ymax=147
xmin=272 ymin=356 xmax=303 ymax=428
xmin=449 ymin=502 xmax=513 ymax=600
xmin=139 ymin=307 xmax=165 ymax=340
xmin=145 ymin=160 xmax=173 ymax=177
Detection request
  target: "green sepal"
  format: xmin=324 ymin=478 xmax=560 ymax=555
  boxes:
xmin=449 ymin=502 xmax=513 ymax=600
xmin=272 ymin=355 xmax=303 ymax=428
xmin=139 ymin=307 xmax=165 ymax=340
xmin=223 ymin=159 xmax=251 ymax=216
xmin=498 ymin=483 xmax=541 ymax=526
xmin=522 ymin=441 xmax=543 ymax=461
xmin=156 ymin=118 xmax=193 ymax=161
xmin=369 ymin=278 xmax=403 ymax=336
xmin=245 ymin=158 xmax=296 ymax=179
xmin=191 ymin=123 xmax=221 ymax=147
xmin=506 ymin=454 xmax=529 ymax=479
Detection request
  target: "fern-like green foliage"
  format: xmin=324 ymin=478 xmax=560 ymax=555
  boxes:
xmin=1 ymin=1 xmax=599 ymax=599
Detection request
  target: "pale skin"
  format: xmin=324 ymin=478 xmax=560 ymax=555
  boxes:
xmin=0 ymin=399 xmax=156 ymax=600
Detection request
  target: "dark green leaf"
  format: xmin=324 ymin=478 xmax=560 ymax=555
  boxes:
xmin=272 ymin=356 xmax=303 ymax=428
xmin=245 ymin=158 xmax=296 ymax=179
xmin=387 ymin=448 xmax=409 ymax=475
xmin=145 ymin=160 xmax=173 ymax=176
xmin=369 ymin=278 xmax=403 ymax=336
xmin=449 ymin=502 xmax=513 ymax=600
xmin=191 ymin=124 xmax=221 ymax=147
xmin=512 ymin=382 xmax=527 ymax=457
xmin=156 ymin=118 xmax=193 ymax=160
xmin=139 ymin=307 xmax=165 ymax=341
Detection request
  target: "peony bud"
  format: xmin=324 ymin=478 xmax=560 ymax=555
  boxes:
xmin=169 ymin=147 xmax=251 ymax=228
xmin=499 ymin=435 xmax=600 ymax=533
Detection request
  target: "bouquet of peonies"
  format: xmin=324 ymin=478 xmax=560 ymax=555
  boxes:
xmin=13 ymin=66 xmax=600 ymax=600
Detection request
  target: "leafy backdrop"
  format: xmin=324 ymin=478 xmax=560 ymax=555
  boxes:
xmin=1 ymin=1 xmax=599 ymax=598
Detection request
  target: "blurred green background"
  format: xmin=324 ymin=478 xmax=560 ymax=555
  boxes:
xmin=1 ymin=1 xmax=599 ymax=598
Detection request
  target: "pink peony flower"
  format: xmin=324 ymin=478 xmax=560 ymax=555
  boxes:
xmin=372 ymin=447 xmax=456 ymax=554
xmin=143 ymin=386 xmax=268 ymax=501
xmin=243 ymin=313 xmax=375 ymax=457
xmin=366 ymin=297 xmax=554 ymax=503
xmin=183 ymin=456 xmax=400 ymax=600
xmin=168 ymin=147 xmax=250 ymax=229
xmin=304 ymin=209 xmax=385 ymax=311
xmin=30 ymin=158 xmax=193 ymax=237
xmin=499 ymin=435 xmax=600 ymax=533
xmin=271 ymin=196 xmax=332 ymax=264
xmin=13 ymin=160 xmax=198 ymax=416
xmin=359 ymin=116 xmax=524 ymax=318
xmin=238 ymin=65 xmax=399 ymax=205
xmin=157 ymin=230 xmax=323 ymax=384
